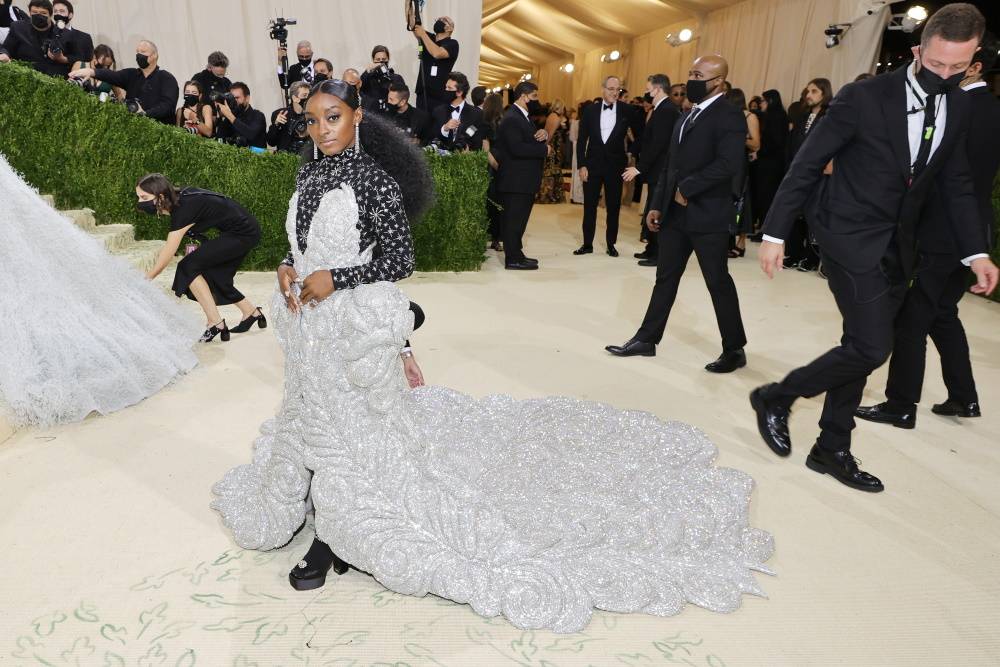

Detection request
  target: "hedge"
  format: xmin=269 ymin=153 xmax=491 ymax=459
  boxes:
xmin=0 ymin=62 xmax=488 ymax=272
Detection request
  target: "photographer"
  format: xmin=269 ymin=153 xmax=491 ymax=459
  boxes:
xmin=1 ymin=0 xmax=27 ymax=43
xmin=214 ymin=81 xmax=266 ymax=149
xmin=52 ymin=1 xmax=92 ymax=63
xmin=360 ymin=45 xmax=402 ymax=110
xmin=430 ymin=72 xmax=484 ymax=152
xmin=0 ymin=0 xmax=73 ymax=77
xmin=69 ymin=40 xmax=178 ymax=124
xmin=266 ymin=80 xmax=309 ymax=153
xmin=191 ymin=50 xmax=231 ymax=105
xmin=386 ymin=81 xmax=430 ymax=145
xmin=70 ymin=43 xmax=120 ymax=99
xmin=176 ymin=80 xmax=214 ymax=138
xmin=412 ymin=15 xmax=459 ymax=112
xmin=313 ymin=58 xmax=332 ymax=83
xmin=277 ymin=39 xmax=314 ymax=88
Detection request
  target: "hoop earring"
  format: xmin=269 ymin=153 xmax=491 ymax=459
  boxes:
xmin=354 ymin=123 xmax=361 ymax=154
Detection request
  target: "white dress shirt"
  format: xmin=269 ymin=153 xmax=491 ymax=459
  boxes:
xmin=441 ymin=99 xmax=467 ymax=138
xmin=679 ymin=91 xmax=724 ymax=141
xmin=600 ymin=101 xmax=616 ymax=143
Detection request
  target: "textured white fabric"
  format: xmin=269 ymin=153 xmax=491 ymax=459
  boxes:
xmin=0 ymin=154 xmax=200 ymax=428
xmin=212 ymin=179 xmax=774 ymax=632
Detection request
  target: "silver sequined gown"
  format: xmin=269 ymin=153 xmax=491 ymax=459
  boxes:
xmin=212 ymin=150 xmax=774 ymax=633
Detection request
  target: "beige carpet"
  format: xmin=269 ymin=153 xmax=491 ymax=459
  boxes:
xmin=3 ymin=202 xmax=999 ymax=666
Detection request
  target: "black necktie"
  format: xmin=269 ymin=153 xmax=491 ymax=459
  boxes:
xmin=910 ymin=94 xmax=936 ymax=183
xmin=603 ymin=104 xmax=613 ymax=111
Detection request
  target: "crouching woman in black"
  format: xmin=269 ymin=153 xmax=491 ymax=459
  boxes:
xmin=138 ymin=174 xmax=266 ymax=341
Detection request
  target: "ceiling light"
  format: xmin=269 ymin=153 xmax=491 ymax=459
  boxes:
xmin=560 ymin=63 xmax=575 ymax=74
xmin=609 ymin=50 xmax=621 ymax=61
xmin=678 ymin=28 xmax=693 ymax=42
xmin=906 ymin=5 xmax=928 ymax=22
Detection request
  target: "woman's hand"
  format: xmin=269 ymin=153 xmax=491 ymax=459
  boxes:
xmin=299 ymin=270 xmax=335 ymax=307
xmin=403 ymin=355 xmax=425 ymax=388
xmin=277 ymin=264 xmax=300 ymax=313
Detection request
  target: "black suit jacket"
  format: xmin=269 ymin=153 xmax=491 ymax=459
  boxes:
xmin=576 ymin=101 xmax=636 ymax=174
xmin=636 ymin=100 xmax=680 ymax=185
xmin=63 ymin=26 xmax=93 ymax=63
xmin=918 ymin=85 xmax=1000 ymax=256
xmin=763 ymin=66 xmax=984 ymax=274
xmin=278 ymin=61 xmax=312 ymax=89
xmin=430 ymin=101 xmax=485 ymax=150
xmin=649 ymin=96 xmax=748 ymax=233
xmin=0 ymin=18 xmax=71 ymax=77
xmin=492 ymin=105 xmax=548 ymax=194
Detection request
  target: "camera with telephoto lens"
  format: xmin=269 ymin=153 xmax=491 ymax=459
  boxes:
xmin=69 ymin=76 xmax=100 ymax=94
xmin=210 ymin=90 xmax=238 ymax=110
xmin=125 ymin=98 xmax=142 ymax=113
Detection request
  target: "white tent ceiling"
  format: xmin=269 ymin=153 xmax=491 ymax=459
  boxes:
xmin=480 ymin=0 xmax=743 ymax=85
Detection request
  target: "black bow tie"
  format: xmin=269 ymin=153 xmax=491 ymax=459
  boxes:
xmin=603 ymin=103 xmax=614 ymax=111
xmin=450 ymin=106 xmax=461 ymax=112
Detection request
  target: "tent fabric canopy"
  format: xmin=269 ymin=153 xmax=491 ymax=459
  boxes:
xmin=480 ymin=0 xmax=740 ymax=86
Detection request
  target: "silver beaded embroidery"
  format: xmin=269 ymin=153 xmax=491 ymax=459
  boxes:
xmin=211 ymin=157 xmax=774 ymax=633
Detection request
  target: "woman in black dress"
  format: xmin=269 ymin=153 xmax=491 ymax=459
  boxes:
xmin=139 ymin=174 xmax=264 ymax=342
xmin=749 ymin=89 xmax=788 ymax=234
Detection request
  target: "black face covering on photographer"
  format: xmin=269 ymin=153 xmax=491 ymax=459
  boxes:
xmin=0 ymin=9 xmax=76 ymax=78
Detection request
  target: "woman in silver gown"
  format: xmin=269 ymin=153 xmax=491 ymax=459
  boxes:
xmin=211 ymin=80 xmax=774 ymax=633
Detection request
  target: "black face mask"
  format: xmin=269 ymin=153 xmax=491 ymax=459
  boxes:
xmin=915 ymin=60 xmax=965 ymax=95
xmin=184 ymin=94 xmax=199 ymax=107
xmin=136 ymin=53 xmax=150 ymax=69
xmin=298 ymin=57 xmax=312 ymax=67
xmin=447 ymin=89 xmax=461 ymax=102
xmin=386 ymin=102 xmax=400 ymax=112
xmin=54 ymin=15 xmax=69 ymax=27
xmin=526 ymin=99 xmax=543 ymax=115
xmin=433 ymin=19 xmax=447 ymax=34
xmin=313 ymin=73 xmax=328 ymax=83
xmin=686 ymin=76 xmax=719 ymax=104
xmin=643 ymin=93 xmax=653 ymax=103
xmin=30 ymin=13 xmax=50 ymax=30
xmin=137 ymin=200 xmax=158 ymax=215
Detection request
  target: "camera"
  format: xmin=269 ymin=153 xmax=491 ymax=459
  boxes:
xmin=210 ymin=90 xmax=238 ymax=109
xmin=69 ymin=76 xmax=100 ymax=94
xmin=218 ymin=135 xmax=249 ymax=147
xmin=125 ymin=98 xmax=142 ymax=113
xmin=42 ymin=17 xmax=68 ymax=56
xmin=268 ymin=17 xmax=297 ymax=43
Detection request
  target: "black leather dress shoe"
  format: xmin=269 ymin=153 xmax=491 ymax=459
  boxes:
xmin=505 ymin=260 xmax=539 ymax=270
xmin=289 ymin=538 xmax=350 ymax=591
xmin=931 ymin=399 xmax=981 ymax=418
xmin=750 ymin=384 xmax=791 ymax=457
xmin=805 ymin=444 xmax=884 ymax=493
xmin=705 ymin=349 xmax=746 ymax=373
xmin=522 ymin=256 xmax=539 ymax=265
xmin=634 ymin=251 xmax=652 ymax=259
xmin=605 ymin=337 xmax=656 ymax=357
xmin=638 ymin=258 xmax=657 ymax=267
xmin=607 ymin=245 xmax=619 ymax=257
xmin=855 ymin=402 xmax=916 ymax=429
xmin=573 ymin=245 xmax=594 ymax=255
xmin=489 ymin=240 xmax=503 ymax=251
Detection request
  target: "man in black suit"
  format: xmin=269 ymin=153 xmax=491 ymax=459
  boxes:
xmin=624 ymin=73 xmax=680 ymax=266
xmin=575 ymin=75 xmax=640 ymax=257
xmin=430 ymin=71 xmax=485 ymax=151
xmin=857 ymin=42 xmax=1000 ymax=429
xmin=492 ymin=81 xmax=550 ymax=270
xmin=0 ymin=0 xmax=74 ymax=77
xmin=277 ymin=40 xmax=315 ymax=90
xmin=387 ymin=82 xmax=432 ymax=146
xmin=751 ymin=4 xmax=998 ymax=493
xmin=606 ymin=55 xmax=749 ymax=375
xmin=52 ymin=1 xmax=93 ymax=64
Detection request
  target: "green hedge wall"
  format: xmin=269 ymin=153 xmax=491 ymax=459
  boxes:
xmin=0 ymin=63 xmax=487 ymax=271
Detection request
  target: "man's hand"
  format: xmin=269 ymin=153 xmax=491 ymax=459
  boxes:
xmin=277 ymin=47 xmax=287 ymax=64
xmin=299 ymin=270 xmax=335 ymax=306
xmin=673 ymin=189 xmax=688 ymax=207
xmin=275 ymin=109 xmax=288 ymax=126
xmin=218 ymin=101 xmax=235 ymax=122
xmin=443 ymin=118 xmax=460 ymax=132
xmin=578 ymin=166 xmax=588 ymax=183
xmin=758 ymin=240 xmax=784 ymax=279
xmin=413 ymin=24 xmax=427 ymax=38
xmin=69 ymin=67 xmax=94 ymax=79
xmin=646 ymin=210 xmax=661 ymax=232
xmin=0 ymin=54 xmax=10 ymax=64
xmin=533 ymin=129 xmax=548 ymax=142
xmin=969 ymin=257 xmax=999 ymax=295
xmin=278 ymin=264 xmax=301 ymax=313
xmin=622 ymin=166 xmax=640 ymax=182
xmin=47 ymin=49 xmax=68 ymax=64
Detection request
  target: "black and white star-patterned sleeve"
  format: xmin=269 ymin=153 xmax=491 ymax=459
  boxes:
xmin=281 ymin=250 xmax=294 ymax=267
xmin=329 ymin=173 xmax=415 ymax=290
